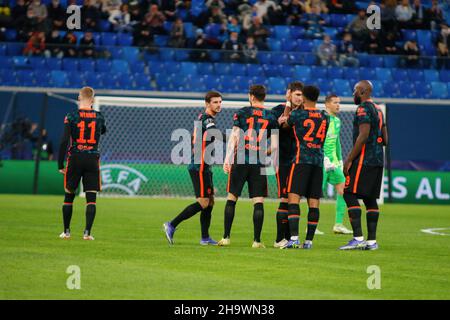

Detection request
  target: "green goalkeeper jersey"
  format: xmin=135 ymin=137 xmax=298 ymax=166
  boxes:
xmin=323 ymin=114 xmax=342 ymax=166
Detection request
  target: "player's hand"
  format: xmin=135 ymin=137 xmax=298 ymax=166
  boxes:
xmin=223 ymin=163 xmax=231 ymax=174
xmin=278 ymin=115 xmax=288 ymax=126
xmin=59 ymin=169 xmax=66 ymax=175
xmin=343 ymin=159 xmax=352 ymax=176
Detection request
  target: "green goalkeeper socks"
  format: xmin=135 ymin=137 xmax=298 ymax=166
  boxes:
xmin=335 ymin=193 xmax=346 ymax=225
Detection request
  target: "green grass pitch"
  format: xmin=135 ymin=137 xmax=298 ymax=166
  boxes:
xmin=1 ymin=194 xmax=449 ymax=300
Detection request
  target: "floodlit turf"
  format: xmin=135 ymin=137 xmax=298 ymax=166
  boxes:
xmin=0 ymin=194 xmax=449 ymax=300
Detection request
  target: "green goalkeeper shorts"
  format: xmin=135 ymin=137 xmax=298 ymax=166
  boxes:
xmin=323 ymin=166 xmax=346 ymax=188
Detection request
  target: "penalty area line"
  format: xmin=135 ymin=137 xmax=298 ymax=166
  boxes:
xmin=420 ymin=227 xmax=450 ymax=236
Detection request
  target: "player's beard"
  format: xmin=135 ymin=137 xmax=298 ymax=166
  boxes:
xmin=353 ymin=95 xmax=362 ymax=105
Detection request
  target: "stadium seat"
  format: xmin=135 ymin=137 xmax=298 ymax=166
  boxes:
xmin=165 ymin=62 xmax=181 ymax=74
xmin=100 ymin=32 xmax=117 ymax=46
xmin=50 ymin=70 xmax=69 ymax=87
xmin=62 ymin=58 xmax=79 ymax=72
xmin=370 ymin=80 xmax=385 ymax=96
xmin=359 ymin=67 xmax=376 ymax=80
xmin=392 ymin=69 xmax=409 ymax=82
xmin=271 ymin=53 xmax=290 ymax=65
xmin=267 ymin=77 xmax=286 ymax=94
xmin=274 ymin=26 xmax=290 ymax=39
xmin=174 ymin=49 xmax=189 ymax=61
xmin=375 ymin=68 xmax=393 ymax=81
xmin=414 ymin=82 xmax=432 ymax=99
xmin=401 ymin=29 xmax=417 ymax=42
xmin=398 ymin=81 xmax=415 ymax=98
xmin=95 ymin=59 xmax=111 ymax=72
xmin=369 ymin=56 xmax=384 ymax=68
xmin=33 ymin=71 xmax=51 ymax=87
xmin=407 ymin=69 xmax=424 ymax=82
xmin=297 ymin=40 xmax=314 ymax=52
xmin=108 ymin=47 xmax=123 ymax=59
xmin=327 ymin=67 xmax=344 ymax=79
xmin=29 ymin=57 xmax=46 ymax=70
xmin=310 ymin=66 xmax=327 ymax=79
xmin=6 ymin=43 xmax=23 ymax=56
xmin=158 ymin=48 xmax=175 ymax=61
xmin=440 ymin=70 xmax=450 ymax=82
xmin=5 ymin=29 xmax=17 ymax=41
xmin=332 ymin=79 xmax=351 ymax=96
xmin=329 ymin=14 xmax=347 ymax=28
xmin=303 ymin=54 xmax=318 ymax=66
xmin=214 ymin=63 xmax=231 ymax=75
xmin=68 ymin=72 xmax=85 ymax=88
xmin=129 ymin=61 xmax=146 ymax=74
xmin=230 ymin=63 xmax=246 ymax=76
xmin=290 ymin=27 xmax=303 ymax=39
xmin=180 ymin=62 xmax=198 ymax=76
xmin=416 ymin=30 xmax=432 ymax=47
xmin=383 ymin=56 xmax=399 ymax=68
xmin=134 ymin=74 xmax=152 ymax=90
xmin=154 ymin=35 xmax=168 ymax=47
xmin=196 ymin=63 xmax=213 ymax=75
xmin=324 ymin=27 xmax=338 ymax=40
xmin=315 ymin=79 xmax=332 ymax=94
xmin=0 ymin=44 xmax=6 ymax=56
xmin=263 ymin=64 xmax=282 ymax=77
xmin=122 ymin=47 xmax=140 ymax=62
xmin=117 ymin=33 xmax=133 ymax=46
xmin=257 ymin=52 xmax=272 ymax=65
xmin=78 ymin=59 xmax=95 ymax=72
xmin=184 ymin=23 xmax=195 ymax=38
xmin=430 ymin=82 xmax=448 ymax=99
xmin=281 ymin=39 xmax=297 ymax=52
xmin=99 ymin=20 xmax=111 ymax=32
xmin=246 ymin=64 xmax=265 ymax=77
xmin=12 ymin=56 xmax=29 ymax=69
xmin=343 ymin=67 xmax=359 ymax=81
xmin=424 ymin=69 xmax=440 ymax=82
xmin=111 ymin=59 xmax=129 ymax=73
xmin=235 ymin=76 xmax=251 ymax=91
xmin=294 ymin=65 xmax=311 ymax=79
xmin=268 ymin=39 xmax=281 ymax=51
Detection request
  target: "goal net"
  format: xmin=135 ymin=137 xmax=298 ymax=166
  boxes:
xmin=94 ymin=96 xmax=385 ymax=202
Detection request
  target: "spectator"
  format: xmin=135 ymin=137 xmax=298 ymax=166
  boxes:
xmin=23 ymin=31 xmax=46 ymax=56
xmin=382 ymin=31 xmax=398 ymax=55
xmin=133 ymin=13 xmax=154 ymax=49
xmin=190 ymin=28 xmax=210 ymax=62
xmin=47 ymin=0 xmax=65 ymax=31
xmin=282 ymin=0 xmax=305 ymax=26
xmin=247 ymin=16 xmax=269 ymax=50
xmin=62 ymin=30 xmax=78 ymax=58
xmin=339 ymin=32 xmax=359 ymax=67
xmin=238 ymin=0 xmax=253 ymax=33
xmin=110 ymin=3 xmax=132 ymax=33
xmin=227 ymin=15 xmax=241 ymax=36
xmin=44 ymin=29 xmax=63 ymax=58
xmin=327 ymin=0 xmax=355 ymax=14
xmin=364 ymin=30 xmax=381 ymax=54
xmin=303 ymin=5 xmax=325 ymax=39
xmin=426 ymin=0 xmax=444 ymax=31
xmin=80 ymin=31 xmax=96 ymax=58
xmin=380 ymin=0 xmax=398 ymax=33
xmin=209 ymin=4 xmax=227 ymax=24
xmin=243 ymin=36 xmax=258 ymax=63
xmin=144 ymin=4 xmax=166 ymax=35
xmin=28 ymin=0 xmax=48 ymax=32
xmin=161 ymin=0 xmax=177 ymax=21
xmin=253 ymin=0 xmax=280 ymax=24
xmin=305 ymin=0 xmax=329 ymax=14
xmin=346 ymin=9 xmax=368 ymax=44
xmin=222 ymin=31 xmax=242 ymax=62
xmin=206 ymin=0 xmax=225 ymax=10
xmin=11 ymin=0 xmax=28 ymax=35
xmin=401 ymin=40 xmax=421 ymax=68
xmin=395 ymin=0 xmax=414 ymax=29
xmin=168 ymin=17 xmax=186 ymax=48
xmin=101 ymin=0 xmax=121 ymax=21
xmin=82 ymin=0 xmax=101 ymax=31
xmin=436 ymin=23 xmax=449 ymax=69
xmin=411 ymin=0 xmax=426 ymax=29
xmin=128 ymin=0 xmax=143 ymax=27
xmin=204 ymin=18 xmax=226 ymax=49
xmin=317 ymin=34 xmax=337 ymax=66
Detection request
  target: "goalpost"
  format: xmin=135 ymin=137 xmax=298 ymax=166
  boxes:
xmin=94 ymin=96 xmax=385 ymax=203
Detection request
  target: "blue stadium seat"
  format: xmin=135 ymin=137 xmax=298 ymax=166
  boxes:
xmin=29 ymin=57 xmax=46 ymax=70
xmin=12 ymin=56 xmax=29 ymax=69
xmin=416 ymin=30 xmax=432 ymax=47
xmin=154 ymin=35 xmax=168 ymax=47
xmin=122 ymin=47 xmax=140 ymax=62
xmin=100 ymin=32 xmax=117 ymax=46
xmin=78 ymin=59 xmax=95 ymax=72
xmin=324 ymin=27 xmax=338 ymax=40
xmin=329 ymin=14 xmax=347 ymax=28
xmin=5 ymin=29 xmax=17 ymax=41
xmin=134 ymin=74 xmax=152 ymax=90
xmin=95 ymin=59 xmax=111 ymax=72
xmin=297 ymin=40 xmax=314 ymax=52
xmin=439 ymin=70 xmax=450 ymax=82
xmin=68 ymin=72 xmax=85 ymax=88
xmin=370 ymin=80 xmax=385 ymax=96
xmin=34 ymin=71 xmax=51 ymax=87
xmin=263 ymin=64 xmax=282 ymax=77
xmin=315 ymin=79 xmax=332 ymax=94
xmin=344 ymin=67 xmax=359 ymax=81
xmin=281 ymin=39 xmax=297 ymax=52
xmin=271 ymin=52 xmax=291 ymax=65
xmin=230 ymin=63 xmax=246 ymax=76
xmin=108 ymin=47 xmax=123 ymax=59
xmin=158 ymin=48 xmax=175 ymax=61
xmin=407 ymin=69 xmax=424 ymax=82
xmin=375 ymin=68 xmax=392 ymax=81
xmin=184 ymin=23 xmax=195 ymax=38
xmin=369 ymin=56 xmax=384 ymax=68
xmin=15 ymin=70 xmax=34 ymax=86
xmin=268 ymin=77 xmax=286 ymax=95
xmin=424 ymin=69 xmax=439 ymax=82
xmin=117 ymin=33 xmax=133 ymax=46
xmin=246 ymin=64 xmax=265 ymax=77
xmin=62 ymin=58 xmax=79 ymax=71
xmin=235 ymin=76 xmax=251 ymax=91
xmin=414 ymin=82 xmax=432 ymax=99
xmin=51 ymin=70 xmax=69 ymax=87
xmin=268 ymin=38 xmax=281 ymax=51
xmin=383 ymin=56 xmax=399 ymax=68
xmin=294 ymin=65 xmax=311 ymax=79
xmin=165 ymin=62 xmax=181 ymax=74
xmin=310 ymin=66 xmax=327 ymax=79
xmin=6 ymin=43 xmax=24 ymax=56
xmin=290 ymin=27 xmax=303 ymax=39
xmin=0 ymin=44 xmax=6 ymax=56
xmin=384 ymin=82 xmax=399 ymax=98
xmin=129 ymin=61 xmax=146 ymax=74
xmin=174 ymin=49 xmax=189 ymax=61
xmin=392 ymin=69 xmax=409 ymax=82
xmin=274 ymin=26 xmax=290 ymax=39
xmin=430 ymin=82 xmax=448 ymax=99
xmin=197 ymin=63 xmax=213 ymax=75
xmin=180 ymin=62 xmax=198 ymax=76
xmin=359 ymin=67 xmax=376 ymax=80
xmin=357 ymin=53 xmax=370 ymax=67
xmin=214 ymin=63 xmax=231 ymax=75
xmin=398 ymin=81 xmax=415 ymax=98
xmin=257 ymin=52 xmax=272 ymax=64
xmin=303 ymin=54 xmax=318 ymax=65
xmin=327 ymin=67 xmax=344 ymax=79
xmin=111 ymin=59 xmax=129 ymax=73
xmin=401 ymin=29 xmax=417 ymax=42
xmin=99 ymin=20 xmax=111 ymax=32
xmin=332 ymin=79 xmax=351 ymax=96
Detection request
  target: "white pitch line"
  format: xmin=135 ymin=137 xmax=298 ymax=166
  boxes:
xmin=420 ymin=228 xmax=450 ymax=236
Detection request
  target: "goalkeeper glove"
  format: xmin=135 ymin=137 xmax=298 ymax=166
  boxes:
xmin=324 ymin=157 xmax=336 ymax=172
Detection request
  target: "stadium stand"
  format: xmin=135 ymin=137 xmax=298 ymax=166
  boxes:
xmin=0 ymin=0 xmax=448 ymax=97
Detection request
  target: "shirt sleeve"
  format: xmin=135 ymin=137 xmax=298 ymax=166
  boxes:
xmin=58 ymin=120 xmax=71 ymax=170
xmin=233 ymin=109 xmax=242 ymax=128
xmin=356 ymin=104 xmax=371 ymax=125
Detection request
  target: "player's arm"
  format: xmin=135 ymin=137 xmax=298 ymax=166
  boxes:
xmin=336 ymin=134 xmax=343 ymax=164
xmin=343 ymin=123 xmax=370 ymax=175
xmin=381 ymin=125 xmax=388 ymax=146
xmin=223 ymin=126 xmax=239 ymax=173
xmin=57 ymin=121 xmax=70 ymax=173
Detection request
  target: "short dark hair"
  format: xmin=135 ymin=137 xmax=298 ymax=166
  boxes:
xmin=302 ymin=85 xmax=320 ymax=102
xmin=288 ymin=81 xmax=304 ymax=92
xmin=249 ymin=85 xmax=266 ymax=102
xmin=205 ymin=91 xmax=222 ymax=103
xmin=325 ymin=93 xmax=339 ymax=103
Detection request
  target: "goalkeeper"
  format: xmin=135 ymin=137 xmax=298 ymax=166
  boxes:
xmin=323 ymin=94 xmax=352 ymax=235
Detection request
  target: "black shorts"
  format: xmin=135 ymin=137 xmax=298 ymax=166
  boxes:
xmin=65 ymin=153 xmax=101 ymax=192
xmin=189 ymin=169 xmax=214 ymax=198
xmin=227 ymin=164 xmax=268 ymax=198
xmin=286 ymin=163 xmax=323 ymax=199
xmin=276 ymin=164 xmax=291 ymax=199
xmin=344 ymin=164 xmax=383 ymax=199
